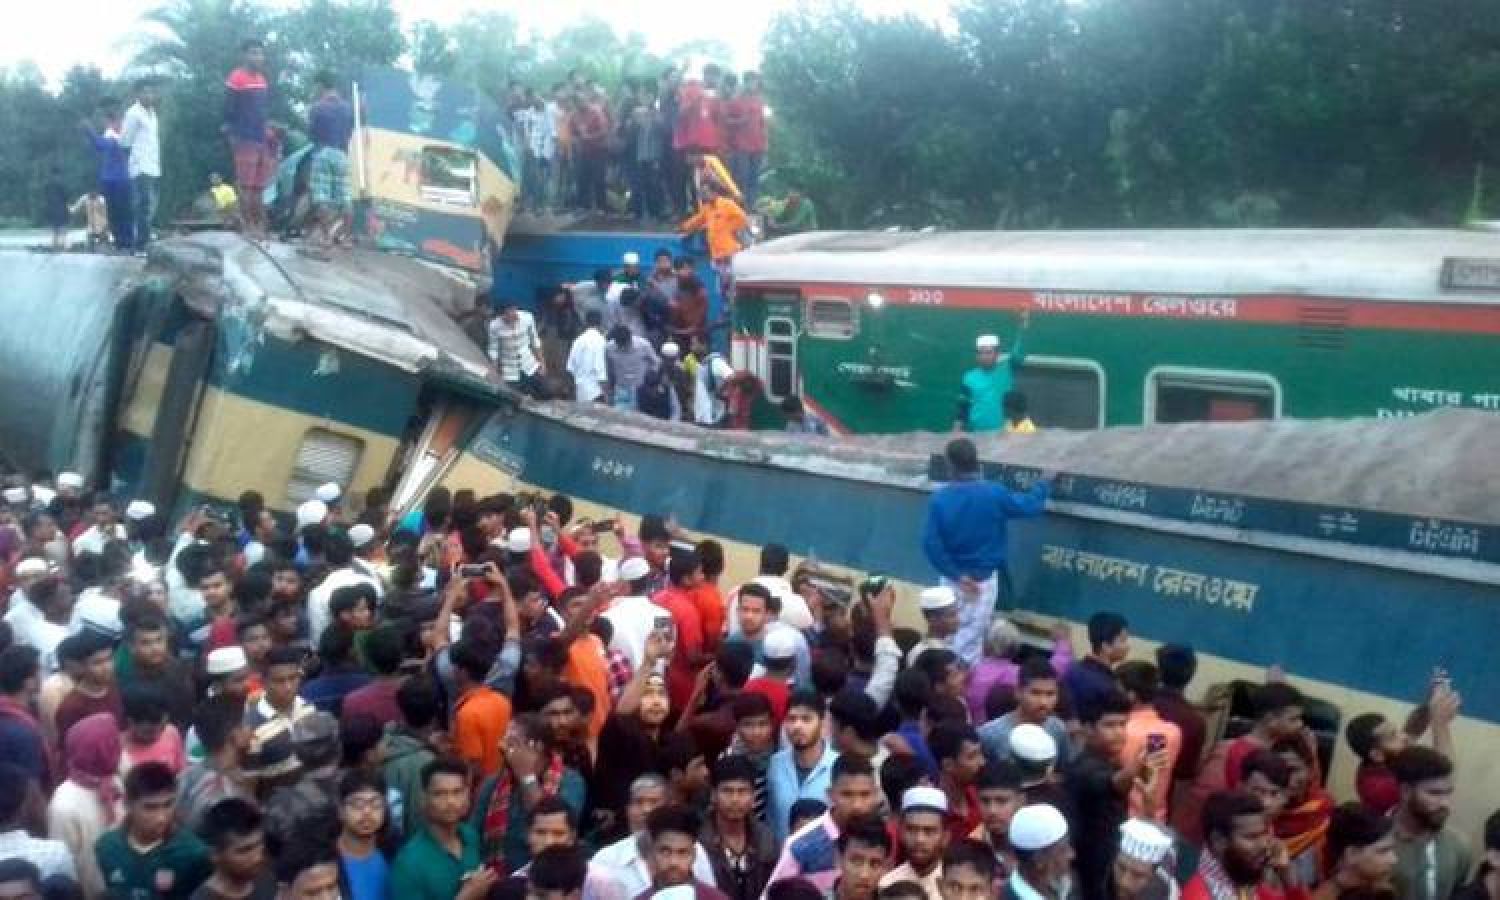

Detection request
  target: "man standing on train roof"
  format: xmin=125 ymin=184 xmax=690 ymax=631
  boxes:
xmin=955 ymin=311 xmax=1030 ymax=434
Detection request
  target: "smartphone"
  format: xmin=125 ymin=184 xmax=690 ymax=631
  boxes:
xmin=653 ymin=615 xmax=676 ymax=641
xmin=860 ymin=574 xmax=889 ymax=599
xmin=458 ymin=564 xmax=488 ymax=578
xmin=1147 ymin=733 xmax=1166 ymax=754
xmin=590 ymin=520 xmax=616 ymax=534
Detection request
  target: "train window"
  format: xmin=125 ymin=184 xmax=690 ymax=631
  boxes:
xmin=805 ymin=297 xmax=857 ymax=340
xmin=420 ymin=146 xmax=478 ymax=207
xmin=765 ymin=317 xmax=798 ymax=401
xmin=286 ymin=428 xmax=364 ymax=505
xmin=1013 ymin=357 xmax=1105 ymax=429
xmin=1147 ymin=367 xmax=1280 ymax=424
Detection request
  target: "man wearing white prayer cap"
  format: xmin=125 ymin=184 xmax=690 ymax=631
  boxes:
xmin=599 ymin=557 xmax=662 ymax=670
xmin=124 ymin=500 xmax=156 ymax=522
xmin=879 ymin=786 xmax=951 ymax=900
xmin=1006 ymin=804 xmax=1073 ymax=900
xmin=906 ymin=585 xmax=961 ymax=666
xmin=2 ymin=487 xmax=27 ymax=508
xmin=296 ymin=499 xmax=328 ymax=530
xmin=56 ymin=472 xmax=85 ymax=497
xmin=314 ymin=482 xmax=341 ymax=504
xmin=1112 ymin=819 xmax=1178 ymax=900
xmin=954 ymin=310 xmax=1030 ymax=434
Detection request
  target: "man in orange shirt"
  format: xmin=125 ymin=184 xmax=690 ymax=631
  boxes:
xmin=680 ymin=183 xmax=748 ymax=302
xmin=554 ymin=581 xmax=614 ymax=740
xmin=451 ymin=636 xmax=512 ymax=779
xmin=1116 ymin=661 xmax=1181 ymax=823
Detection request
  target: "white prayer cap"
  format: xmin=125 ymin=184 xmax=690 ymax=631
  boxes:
xmin=31 ymin=486 xmax=55 ymax=507
xmin=243 ymin=542 xmax=266 ymax=567
xmin=919 ymin=586 xmax=957 ymax=612
xmin=976 ymin=335 xmax=1000 ymax=350
xmin=125 ymin=500 xmax=156 ymax=521
xmin=763 ymin=626 xmax=800 ymax=661
xmin=618 ymin=557 xmax=651 ymax=583
xmin=661 ymin=342 xmax=680 ymax=359
xmin=901 ymin=786 xmax=949 ymax=815
xmin=57 ymin=472 xmax=85 ymax=490
xmin=3 ymin=488 xmax=26 ymax=505
xmin=622 ymin=251 xmax=641 ymax=266
xmin=1119 ymin=819 xmax=1173 ymax=865
xmin=206 ymin=645 xmax=249 ymax=676
xmin=1009 ymin=723 xmax=1058 ymax=763
xmin=1009 ymin=804 xmax=1069 ymax=851
xmin=296 ymin=499 xmax=328 ymax=529
xmin=14 ymin=558 xmax=50 ymax=578
xmin=506 ymin=527 xmax=532 ymax=554
xmin=651 ymin=887 xmax=695 ymax=900
xmin=314 ymin=482 xmax=342 ymax=504
xmin=348 ymin=524 xmax=375 ymax=549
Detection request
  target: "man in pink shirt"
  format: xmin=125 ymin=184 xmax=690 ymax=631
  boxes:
xmin=1116 ymin=662 xmax=1181 ymax=823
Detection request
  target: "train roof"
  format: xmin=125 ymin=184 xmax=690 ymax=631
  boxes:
xmin=734 ymin=228 xmax=1500 ymax=304
xmin=146 ymin=232 xmax=498 ymax=390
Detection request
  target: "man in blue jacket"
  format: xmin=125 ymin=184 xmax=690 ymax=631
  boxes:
xmin=922 ymin=438 xmax=1052 ymax=665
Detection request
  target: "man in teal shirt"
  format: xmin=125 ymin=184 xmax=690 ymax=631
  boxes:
xmin=391 ymin=759 xmax=494 ymax=900
xmin=954 ymin=312 xmax=1030 ymax=433
xmin=94 ymin=762 xmax=212 ymax=900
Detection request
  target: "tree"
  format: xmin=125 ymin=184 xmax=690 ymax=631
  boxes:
xmin=278 ymin=0 xmax=405 ymax=94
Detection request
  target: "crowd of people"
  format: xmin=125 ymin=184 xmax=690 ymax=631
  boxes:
xmin=485 ymin=249 xmax=801 ymax=432
xmin=504 ymin=64 xmax=768 ymax=225
xmin=0 ymin=434 xmax=1482 ymax=900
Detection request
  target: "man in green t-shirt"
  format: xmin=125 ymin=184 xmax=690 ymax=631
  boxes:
xmin=95 ymin=762 xmax=211 ymax=900
xmin=1390 ymin=747 xmax=1472 ymax=900
xmin=955 ymin=312 xmax=1030 ymax=434
xmin=391 ymin=758 xmax=494 ymax=900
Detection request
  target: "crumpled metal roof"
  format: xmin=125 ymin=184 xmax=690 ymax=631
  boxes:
xmin=144 ymin=232 xmax=498 ymax=390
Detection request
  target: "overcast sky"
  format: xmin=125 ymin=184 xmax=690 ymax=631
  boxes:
xmin=6 ymin=0 xmax=952 ymax=85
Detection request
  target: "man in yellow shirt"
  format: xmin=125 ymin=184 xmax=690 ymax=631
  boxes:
xmin=209 ymin=173 xmax=238 ymax=222
xmin=1004 ymin=391 xmax=1037 ymax=434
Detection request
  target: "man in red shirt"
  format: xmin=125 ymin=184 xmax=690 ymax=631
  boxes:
xmin=1183 ymin=791 xmax=1309 ymax=900
xmin=930 ymin=722 xmax=985 ymax=842
xmin=1345 ymin=674 xmax=1460 ymax=816
xmin=652 ymin=551 xmax=707 ymax=712
xmin=571 ymin=89 xmax=610 ymax=211
xmin=1224 ymin=683 xmax=1311 ymax=790
xmin=727 ymin=72 xmax=768 ymax=211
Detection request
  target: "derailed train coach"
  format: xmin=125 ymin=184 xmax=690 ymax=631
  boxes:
xmin=0 ymin=232 xmax=506 ymax=521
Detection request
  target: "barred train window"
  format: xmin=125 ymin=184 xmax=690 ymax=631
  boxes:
xmin=286 ymin=428 xmax=364 ymax=505
xmin=1149 ymin=369 xmax=1278 ymax=423
xmin=805 ymin=297 xmax=857 ymax=340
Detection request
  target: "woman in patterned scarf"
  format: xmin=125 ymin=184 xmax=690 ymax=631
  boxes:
xmin=1273 ymin=738 xmax=1335 ymax=887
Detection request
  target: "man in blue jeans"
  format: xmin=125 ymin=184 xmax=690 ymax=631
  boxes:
xmin=121 ymin=79 xmax=161 ymax=249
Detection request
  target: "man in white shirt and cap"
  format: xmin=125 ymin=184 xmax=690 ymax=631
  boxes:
xmin=600 ymin=557 xmax=664 ymax=670
xmin=880 ymin=787 xmax=951 ymax=900
xmin=690 ymin=336 xmax=736 ymax=427
xmin=1005 ymin=804 xmax=1073 ymax=900
xmin=1110 ymin=819 xmax=1178 ymax=900
xmin=568 ymin=310 xmax=610 ymax=404
xmin=1004 ymin=725 xmax=1071 ymax=815
xmin=907 ymin=586 xmax=960 ymax=666
xmin=347 ymin=523 xmax=381 ymax=582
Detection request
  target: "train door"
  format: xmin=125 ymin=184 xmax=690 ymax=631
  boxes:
xmin=387 ymin=390 xmax=481 ymax=519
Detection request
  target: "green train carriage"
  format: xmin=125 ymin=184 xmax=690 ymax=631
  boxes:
xmin=730 ymin=229 xmax=1500 ymax=433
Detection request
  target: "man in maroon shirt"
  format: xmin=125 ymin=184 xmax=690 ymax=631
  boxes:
xmin=727 ymin=72 xmax=768 ymax=210
xmin=340 ymin=626 xmax=405 ymax=729
xmin=1152 ymin=644 xmax=1207 ymax=811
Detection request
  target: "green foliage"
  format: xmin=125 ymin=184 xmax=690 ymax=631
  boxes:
xmin=763 ymin=0 xmax=1500 ymax=228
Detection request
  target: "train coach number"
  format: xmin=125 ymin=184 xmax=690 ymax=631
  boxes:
xmin=908 ymin=289 xmax=945 ymax=305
